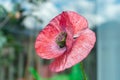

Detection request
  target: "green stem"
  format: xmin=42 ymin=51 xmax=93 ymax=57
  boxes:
xmin=80 ymin=62 xmax=88 ymax=80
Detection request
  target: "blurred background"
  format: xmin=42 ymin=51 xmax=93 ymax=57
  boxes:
xmin=0 ymin=0 xmax=120 ymax=80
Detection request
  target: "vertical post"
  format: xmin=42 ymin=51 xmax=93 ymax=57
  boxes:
xmin=18 ymin=53 xmax=24 ymax=79
xmin=8 ymin=65 xmax=14 ymax=80
xmin=25 ymin=34 xmax=34 ymax=80
xmin=97 ymin=22 xmax=120 ymax=80
xmin=0 ymin=66 xmax=6 ymax=80
xmin=8 ymin=47 xmax=14 ymax=80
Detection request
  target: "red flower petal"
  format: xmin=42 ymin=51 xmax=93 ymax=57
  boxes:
xmin=64 ymin=11 xmax=88 ymax=37
xmin=35 ymin=24 xmax=66 ymax=59
xmin=49 ymin=29 xmax=96 ymax=72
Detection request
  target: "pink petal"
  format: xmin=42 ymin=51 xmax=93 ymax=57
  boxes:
xmin=49 ymin=29 xmax=96 ymax=72
xmin=35 ymin=24 xmax=66 ymax=59
xmin=64 ymin=11 xmax=88 ymax=37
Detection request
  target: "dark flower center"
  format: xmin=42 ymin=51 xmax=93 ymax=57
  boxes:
xmin=56 ymin=32 xmax=67 ymax=48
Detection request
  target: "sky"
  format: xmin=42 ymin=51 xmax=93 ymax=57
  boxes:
xmin=0 ymin=0 xmax=120 ymax=29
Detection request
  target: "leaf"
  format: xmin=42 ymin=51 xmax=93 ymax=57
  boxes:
xmin=70 ymin=62 xmax=88 ymax=80
xmin=29 ymin=67 xmax=41 ymax=80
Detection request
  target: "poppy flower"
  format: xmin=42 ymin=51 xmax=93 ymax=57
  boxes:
xmin=35 ymin=11 xmax=96 ymax=72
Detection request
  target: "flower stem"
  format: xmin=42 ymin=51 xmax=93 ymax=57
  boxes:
xmin=80 ymin=62 xmax=88 ymax=80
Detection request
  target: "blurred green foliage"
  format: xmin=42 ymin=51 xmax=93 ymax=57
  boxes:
xmin=0 ymin=32 xmax=7 ymax=49
xmin=29 ymin=67 xmax=70 ymax=80
xmin=29 ymin=63 xmax=87 ymax=80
